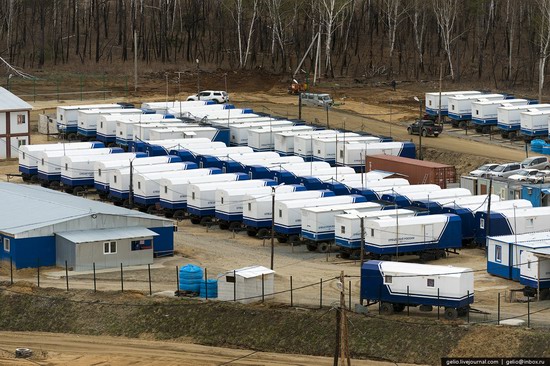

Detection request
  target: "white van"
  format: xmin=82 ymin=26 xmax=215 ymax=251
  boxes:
xmin=301 ymin=93 xmax=333 ymax=108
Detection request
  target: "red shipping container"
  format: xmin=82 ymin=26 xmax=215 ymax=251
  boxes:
xmin=365 ymin=155 xmax=456 ymax=189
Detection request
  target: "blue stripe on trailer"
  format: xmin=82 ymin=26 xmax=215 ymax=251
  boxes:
xmin=133 ymin=194 xmax=159 ymax=206
xmin=19 ymin=165 xmax=37 ymax=175
xmin=243 ymin=217 xmax=272 ymax=228
xmin=108 ymin=188 xmax=129 ymax=199
xmin=159 ymin=199 xmax=186 ymax=210
xmin=37 ymin=171 xmax=61 ymax=182
xmin=448 ymin=112 xmax=471 ymax=121
xmin=520 ymin=275 xmax=550 ymax=289
xmin=335 ymin=236 xmax=359 ymax=249
xmin=61 ymin=176 xmax=94 ymax=187
xmin=520 ymin=128 xmax=548 ymax=136
xmin=472 ymin=117 xmax=497 ymax=126
xmin=96 ymin=133 xmax=116 ymax=143
xmin=187 ymin=205 xmax=215 ymax=217
xmin=94 ymin=182 xmax=110 ymax=193
xmin=274 ymin=223 xmax=301 ymax=235
xmin=497 ymin=123 xmax=519 ymax=131
xmin=426 ymin=108 xmax=448 ymax=116
xmin=215 ymin=211 xmax=243 ymax=222
xmin=487 ymin=260 xmax=512 ymax=279
xmin=301 ymin=229 xmax=334 ymax=241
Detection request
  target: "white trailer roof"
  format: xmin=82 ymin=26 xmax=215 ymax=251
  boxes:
xmin=378 ymin=261 xmax=472 ymax=276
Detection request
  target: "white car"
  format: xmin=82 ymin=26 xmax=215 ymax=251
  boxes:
xmin=469 ymin=163 xmax=499 ymax=177
xmin=507 ymin=169 xmax=539 ymax=181
xmin=187 ymin=90 xmax=228 ymax=103
xmin=528 ymin=170 xmax=550 ymax=184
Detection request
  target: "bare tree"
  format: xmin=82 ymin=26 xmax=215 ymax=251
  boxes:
xmin=432 ymin=0 xmax=459 ymax=80
xmin=319 ymin=0 xmax=352 ymax=78
xmin=536 ymin=0 xmax=550 ymax=103
xmin=409 ymin=0 xmax=428 ymax=75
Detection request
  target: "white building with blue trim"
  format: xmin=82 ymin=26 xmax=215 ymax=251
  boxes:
xmin=0 ymin=182 xmax=174 ymax=270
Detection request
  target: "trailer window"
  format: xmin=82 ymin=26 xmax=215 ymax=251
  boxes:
xmin=495 ymin=245 xmax=502 ymax=263
xmin=164 ymin=186 xmax=168 ymax=194
xmin=340 ymin=226 xmax=345 ymax=234
xmin=137 ymin=182 xmax=141 ymax=190
xmin=480 ymin=218 xmax=485 ymax=229
xmin=22 ymin=152 xmax=25 ymax=160
xmin=278 ymin=209 xmax=282 ymax=218
xmin=339 ymin=150 xmax=344 ymax=158
xmin=113 ymin=176 xmax=117 ymax=183
xmin=427 ymin=278 xmax=435 ymax=287
xmin=3 ymin=238 xmax=10 ymax=252
xmin=528 ymin=261 xmax=531 ymax=269
xmin=192 ymin=192 xmax=195 ymax=200
xmin=248 ymin=203 xmax=251 ymax=211
xmin=384 ymin=275 xmax=392 ymax=284
xmin=98 ymin=169 xmax=102 ymax=177
xmin=104 ymin=241 xmax=117 ymax=254
xmin=370 ymin=229 xmax=374 ymax=236
xmin=226 ymin=275 xmax=235 ymax=283
xmin=65 ymin=163 xmax=68 ymax=171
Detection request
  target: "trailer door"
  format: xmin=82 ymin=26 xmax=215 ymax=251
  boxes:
xmin=424 ymin=224 xmax=434 ymax=243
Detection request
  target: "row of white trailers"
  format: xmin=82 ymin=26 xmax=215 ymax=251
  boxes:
xmin=423 ymin=90 xmax=550 ymax=139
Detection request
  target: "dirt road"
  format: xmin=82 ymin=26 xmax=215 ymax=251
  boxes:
xmin=0 ymin=331 xmax=413 ymax=366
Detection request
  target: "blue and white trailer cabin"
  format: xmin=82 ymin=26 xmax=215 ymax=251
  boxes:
xmin=312 ymin=135 xmax=382 ymax=164
xmin=169 ymin=146 xmax=252 ymax=164
xmin=18 ymin=141 xmax=104 ymax=179
xmin=334 ymin=209 xmax=417 ymax=254
xmin=519 ymin=249 xmax=550 ymax=298
xmin=405 ymin=188 xmax=472 ymax=214
xmin=56 ymin=104 xmax=122 ymax=134
xmin=272 ymin=165 xmax=350 ymax=185
xmin=115 ymin=119 xmax=184 ymax=147
xmin=204 ymin=116 xmax=274 ymax=128
xmin=77 ymin=108 xmax=145 ymax=138
xmin=424 ymin=91 xmax=481 ymax=116
xmin=60 ymin=152 xmax=145 ymax=192
xmin=247 ymin=125 xmax=313 ymax=151
xmin=363 ymin=214 xmax=462 ymax=261
xmin=94 ymin=155 xmax=181 ymax=195
xmin=157 ymin=170 xmax=232 ymax=218
xmin=349 ymin=180 xmax=414 ymax=201
xmin=147 ymin=139 xmax=224 ymax=156
xmin=520 ymin=109 xmax=550 ymax=138
xmin=301 ymin=202 xmax=383 ymax=250
xmin=216 ymin=151 xmax=281 ymax=171
xmin=36 ymin=147 xmax=123 ymax=185
xmin=214 ymin=184 xmax=306 ymax=227
xmin=273 ymin=194 xmax=367 ymax=239
xmin=327 ymin=177 xmax=409 ymax=196
xmin=471 ymin=99 xmax=528 ymax=129
xmin=414 ymin=191 xmax=495 ymax=214
xmin=294 ymin=132 xmax=359 ymax=161
xmin=108 ymin=162 xmax=199 ymax=202
xmin=298 ymin=171 xmax=382 ymax=190
xmin=165 ymin=103 xmax=233 ymax=117
xmin=0 ymin=182 xmax=176 ymax=268
xmin=141 ymin=100 xmax=212 ymax=114
xmin=187 ymin=179 xmax=274 ymax=220
xmin=222 ymin=155 xmax=304 ymax=173
xmin=360 ymin=260 xmax=474 ymax=319
xmin=474 ymin=205 xmax=550 ymax=245
xmin=274 ymin=129 xmax=336 ymax=156
xmin=380 ymin=184 xmax=442 ymax=204
xmin=497 ymin=104 xmax=550 ymax=137
xmin=191 ymin=109 xmax=256 ymax=123
xmin=96 ymin=114 xmax=178 ymax=144
xmin=247 ymin=161 xmax=331 ymax=180
xmin=448 ymin=94 xmax=505 ymax=122
xmin=147 ymin=126 xmax=225 ymax=143
xmin=487 ymin=232 xmax=550 ymax=281
xmin=229 ymin=121 xmax=294 ymax=146
xmin=335 ymin=141 xmax=416 ymax=169
xmin=242 ymin=190 xmax=335 ymax=236
xmin=130 ymin=122 xmax=190 ymax=142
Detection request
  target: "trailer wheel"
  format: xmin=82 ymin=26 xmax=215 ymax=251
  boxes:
xmin=67 ymin=133 xmax=78 ymax=141
xmin=277 ymin=236 xmax=288 ymax=243
xmin=306 ymin=244 xmax=318 ymax=252
xmin=339 ymin=251 xmax=350 ymax=259
xmin=64 ymin=187 xmax=74 ymax=194
xmin=49 ymin=181 xmax=61 ymax=190
xmin=380 ymin=302 xmax=394 ymax=315
xmin=30 ymin=175 xmax=39 ymax=184
xmin=164 ymin=211 xmax=174 ymax=218
xmin=257 ymin=228 xmax=270 ymax=238
xmin=317 ymin=242 xmax=330 ymax=253
xmin=288 ymin=235 xmax=300 ymax=245
xmin=393 ymin=304 xmax=405 ymax=313
xmin=407 ymin=127 xmax=412 ymax=135
xmin=147 ymin=206 xmax=157 ymax=214
xmin=380 ymin=255 xmax=391 ymax=261
xmin=540 ymin=289 xmax=550 ymax=300
xmin=219 ymin=222 xmax=230 ymax=230
xmin=444 ymin=307 xmax=458 ymax=320
xmin=422 ymin=129 xmax=428 ymax=137
xmin=458 ymin=121 xmax=467 ymax=129
xmin=190 ymin=217 xmax=201 ymax=225
xmin=173 ymin=210 xmax=186 ymax=220
xmin=200 ymin=217 xmax=212 ymax=226
xmin=22 ymin=174 xmax=30 ymax=182
xmin=246 ymin=229 xmax=257 ymax=237
xmin=419 ymin=252 xmax=432 ymax=263
xmin=229 ymin=222 xmax=241 ymax=231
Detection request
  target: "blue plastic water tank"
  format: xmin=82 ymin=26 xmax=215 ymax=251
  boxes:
xmin=199 ymin=279 xmax=218 ymax=298
xmin=542 ymin=145 xmax=550 ymax=155
xmin=179 ymin=264 xmax=203 ymax=292
xmin=531 ymin=139 xmax=544 ymax=153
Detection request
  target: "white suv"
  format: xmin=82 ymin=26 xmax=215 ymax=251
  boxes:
xmin=187 ymin=90 xmax=228 ymax=103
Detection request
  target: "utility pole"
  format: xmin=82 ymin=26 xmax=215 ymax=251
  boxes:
xmin=134 ymin=30 xmax=138 ymax=92
xmin=196 ymin=59 xmax=200 ymax=99
xmin=337 ymin=271 xmax=351 ymax=366
xmin=128 ymin=159 xmax=134 ymax=209
xmin=360 ymin=217 xmax=365 ymax=266
xmin=270 ymin=186 xmax=276 ymax=270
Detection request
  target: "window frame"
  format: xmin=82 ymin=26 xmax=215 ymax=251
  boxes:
xmin=3 ymin=238 xmax=10 ymax=252
xmin=495 ymin=245 xmax=502 ymax=263
xmin=104 ymin=241 xmax=117 ymax=254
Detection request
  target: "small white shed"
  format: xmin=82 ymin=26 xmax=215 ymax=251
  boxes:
xmin=218 ymin=265 xmax=275 ymax=304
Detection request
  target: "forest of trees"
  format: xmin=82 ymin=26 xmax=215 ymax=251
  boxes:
xmin=2 ymin=0 xmax=550 ymax=89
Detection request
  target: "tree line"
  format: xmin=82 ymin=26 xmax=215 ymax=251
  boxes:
xmin=1 ymin=0 xmax=550 ymax=90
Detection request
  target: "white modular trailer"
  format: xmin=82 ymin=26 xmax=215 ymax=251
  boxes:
xmin=36 ymin=148 xmax=121 ymax=183
xmin=115 ymin=118 xmax=184 ymax=146
xmin=229 ymin=120 xmax=294 ymax=146
xmin=335 ymin=141 xmax=416 ymax=168
xmin=191 ymin=109 xmax=259 ymax=122
xmin=97 ymin=114 xmax=180 ymax=143
xmin=448 ymin=94 xmax=505 ymax=121
xmin=158 ymin=172 xmax=248 ymax=217
xmin=475 ymin=206 xmax=550 ymax=245
xmin=132 ymin=122 xmax=192 ymax=141
xmin=165 ymin=103 xmax=232 ymax=118
xmin=18 ymin=141 xmax=104 ymax=177
xmin=424 ymin=91 xmax=481 ymax=116
xmin=380 ymin=184 xmax=442 ymax=203
xmin=274 ymin=194 xmax=367 ymax=237
xmin=294 ymin=132 xmax=359 ymax=160
xmin=362 ymin=214 xmax=463 ymax=259
xmin=360 ymin=260 xmax=474 ymax=319
xmin=147 ymin=126 xmax=220 ymax=141
xmin=311 ymin=135 xmax=382 ymax=163
xmin=94 ymin=155 xmax=181 ymax=193
xmin=247 ymin=125 xmax=313 ymax=151
xmin=519 ymin=249 xmax=550 ymax=296
xmin=108 ymin=162 xmax=198 ymax=201
xmin=334 ymin=209 xmax=417 ymax=251
xmin=223 ymin=155 xmax=304 ymax=173
xmin=342 ymin=178 xmax=411 ymax=198
xmin=77 ymin=108 xmax=144 ymax=137
xmin=248 ymin=161 xmax=332 ymax=180
xmin=242 ymin=190 xmax=336 ymax=232
xmin=487 ymin=232 xmax=550 ymax=281
xmin=218 ymin=265 xmax=275 ymax=304
xmin=56 ymin=103 xmax=121 ymax=133
xmin=205 ymin=117 xmax=274 ymax=128
xmin=60 ymin=152 xmax=141 ymax=189
xmin=520 ymin=109 xmax=550 ymax=137
xmin=301 ymin=202 xmax=383 ymax=244
xmin=215 ymin=184 xmax=305 ymax=224
xmin=274 ymin=129 xmax=338 ymax=156
xmin=471 ymin=99 xmax=528 ymax=126
xmin=141 ymin=100 xmax=210 ymax=113
xmin=398 ymin=188 xmax=472 ymax=208
xmin=146 ymin=139 xmax=225 ymax=156
xmin=497 ymin=104 xmax=550 ymax=134
xmin=413 ymin=193 xmax=495 ymax=214
xmin=187 ymin=179 xmax=274 ymax=218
